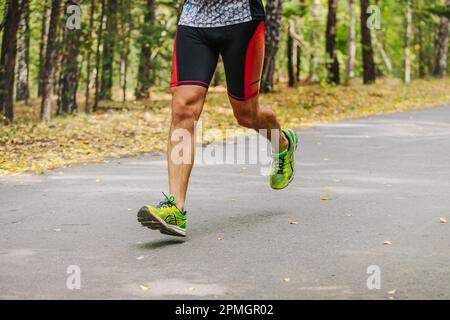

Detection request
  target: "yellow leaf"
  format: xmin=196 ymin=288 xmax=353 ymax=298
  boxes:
xmin=384 ymin=240 xmax=392 ymax=245
xmin=388 ymin=289 xmax=397 ymax=295
xmin=440 ymin=217 xmax=447 ymax=224
xmin=140 ymin=285 xmax=150 ymax=291
xmin=282 ymin=278 xmax=291 ymax=283
xmin=321 ymin=197 xmax=329 ymax=201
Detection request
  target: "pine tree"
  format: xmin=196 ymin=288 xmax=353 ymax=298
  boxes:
xmin=57 ymin=0 xmax=81 ymax=115
xmin=16 ymin=0 xmax=30 ymax=102
xmin=40 ymin=0 xmax=62 ymax=122
xmin=261 ymin=0 xmax=283 ymax=92
xmin=0 ymin=0 xmax=21 ymax=122
xmin=135 ymin=0 xmax=156 ymax=100
xmin=360 ymin=0 xmax=376 ymax=84
xmin=326 ymin=0 xmax=340 ymax=84
xmin=99 ymin=0 xmax=118 ymax=100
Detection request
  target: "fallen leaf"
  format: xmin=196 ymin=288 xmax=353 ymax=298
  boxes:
xmin=189 ymin=287 xmax=197 ymax=292
xmin=321 ymin=197 xmax=329 ymax=201
xmin=140 ymin=285 xmax=150 ymax=291
xmin=282 ymin=278 xmax=291 ymax=283
xmin=388 ymin=289 xmax=397 ymax=295
xmin=384 ymin=240 xmax=392 ymax=245
xmin=289 ymin=221 xmax=299 ymax=225
xmin=217 ymin=237 xmax=223 ymax=241
xmin=440 ymin=217 xmax=447 ymax=224
xmin=136 ymin=256 xmax=145 ymax=260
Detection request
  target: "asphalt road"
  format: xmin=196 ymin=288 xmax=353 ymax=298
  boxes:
xmin=1 ymin=105 xmax=449 ymax=300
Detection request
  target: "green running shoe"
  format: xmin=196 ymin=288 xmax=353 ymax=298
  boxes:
xmin=270 ymin=128 xmax=299 ymax=190
xmin=137 ymin=193 xmax=187 ymax=237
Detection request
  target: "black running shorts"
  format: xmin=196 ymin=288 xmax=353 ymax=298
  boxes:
xmin=170 ymin=20 xmax=266 ymax=101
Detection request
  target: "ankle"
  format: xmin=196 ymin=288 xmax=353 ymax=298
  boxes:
xmin=281 ymin=133 xmax=289 ymax=151
xmin=275 ymin=132 xmax=289 ymax=154
xmin=176 ymin=200 xmax=185 ymax=212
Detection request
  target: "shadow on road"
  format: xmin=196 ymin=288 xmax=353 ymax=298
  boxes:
xmin=137 ymin=238 xmax=185 ymax=250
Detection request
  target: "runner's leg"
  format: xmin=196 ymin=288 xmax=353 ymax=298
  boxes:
xmin=168 ymin=86 xmax=207 ymax=211
xmin=221 ymin=21 xmax=288 ymax=152
xmin=229 ymin=95 xmax=288 ymax=153
xmin=168 ymin=26 xmax=219 ymax=210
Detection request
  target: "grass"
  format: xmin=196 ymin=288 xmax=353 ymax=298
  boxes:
xmin=1 ymin=77 xmax=450 ymax=175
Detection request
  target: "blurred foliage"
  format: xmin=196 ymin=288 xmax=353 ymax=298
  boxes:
xmin=2 ymin=78 xmax=450 ymax=175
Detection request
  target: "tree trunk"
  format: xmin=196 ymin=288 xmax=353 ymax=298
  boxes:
xmin=119 ymin=0 xmax=132 ymax=102
xmin=57 ymin=1 xmax=81 ymax=115
xmin=404 ymin=0 xmax=412 ymax=83
xmin=261 ymin=0 xmax=283 ymax=93
xmin=426 ymin=18 xmax=435 ymax=78
xmin=38 ymin=0 xmax=51 ymax=97
xmin=346 ymin=0 xmax=356 ymax=81
xmin=287 ymin=22 xmax=295 ymax=87
xmin=135 ymin=0 xmax=156 ymax=100
xmin=326 ymin=0 xmax=340 ymax=84
xmin=93 ymin=0 xmax=106 ymax=111
xmin=287 ymin=19 xmax=300 ymax=87
xmin=100 ymin=0 xmax=118 ymax=100
xmin=309 ymin=0 xmax=321 ymax=82
xmin=360 ymin=0 xmax=376 ymax=84
xmin=120 ymin=54 xmax=129 ymax=101
xmin=434 ymin=0 xmax=450 ymax=77
xmin=84 ymin=0 xmax=95 ymax=113
xmin=296 ymin=43 xmax=301 ymax=83
xmin=0 ymin=0 xmax=21 ymax=122
xmin=16 ymin=0 xmax=30 ymax=102
xmin=418 ymin=19 xmax=426 ymax=78
xmin=40 ymin=0 xmax=62 ymax=122
xmin=52 ymin=12 xmax=65 ymax=97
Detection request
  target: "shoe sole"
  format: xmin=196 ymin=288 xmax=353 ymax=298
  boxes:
xmin=137 ymin=207 xmax=186 ymax=237
xmin=271 ymin=129 xmax=299 ymax=190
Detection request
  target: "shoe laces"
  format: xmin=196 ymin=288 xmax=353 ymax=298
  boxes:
xmin=275 ymin=155 xmax=286 ymax=174
xmin=157 ymin=192 xmax=177 ymax=208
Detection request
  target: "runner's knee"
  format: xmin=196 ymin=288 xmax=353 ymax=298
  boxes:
xmin=230 ymin=97 xmax=257 ymax=129
xmin=171 ymin=92 xmax=203 ymax=126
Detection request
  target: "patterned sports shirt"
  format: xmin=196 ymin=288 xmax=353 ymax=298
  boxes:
xmin=178 ymin=0 xmax=266 ymax=28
